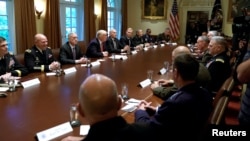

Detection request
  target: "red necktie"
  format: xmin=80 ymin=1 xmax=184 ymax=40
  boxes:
xmin=100 ymin=43 xmax=104 ymax=52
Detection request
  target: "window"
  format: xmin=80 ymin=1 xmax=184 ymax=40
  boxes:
xmin=0 ymin=0 xmax=15 ymax=53
xmin=60 ymin=0 xmax=84 ymax=44
xmin=107 ymin=0 xmax=122 ymax=38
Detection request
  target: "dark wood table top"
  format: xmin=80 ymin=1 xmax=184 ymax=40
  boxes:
xmin=0 ymin=45 xmax=175 ymax=141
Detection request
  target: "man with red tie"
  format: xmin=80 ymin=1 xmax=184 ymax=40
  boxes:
xmin=86 ymin=30 xmax=109 ymax=58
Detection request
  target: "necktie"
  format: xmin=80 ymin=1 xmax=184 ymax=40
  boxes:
xmin=72 ymin=47 xmax=76 ymax=60
xmin=113 ymin=39 xmax=117 ymax=49
xmin=100 ymin=43 xmax=104 ymax=52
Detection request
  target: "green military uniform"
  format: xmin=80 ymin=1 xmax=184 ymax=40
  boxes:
xmin=153 ymin=63 xmax=211 ymax=100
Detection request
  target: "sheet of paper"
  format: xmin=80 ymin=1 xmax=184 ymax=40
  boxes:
xmin=125 ymin=98 xmax=141 ymax=106
xmin=80 ymin=125 xmax=90 ymax=135
xmin=121 ymin=104 xmax=137 ymax=112
xmin=109 ymin=55 xmax=127 ymax=60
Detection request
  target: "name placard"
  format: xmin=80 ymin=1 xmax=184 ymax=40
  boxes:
xmin=139 ymin=79 xmax=152 ymax=88
xmin=64 ymin=67 xmax=77 ymax=74
xmin=46 ymin=72 xmax=56 ymax=76
xmin=159 ymin=68 xmax=167 ymax=75
xmin=91 ymin=61 xmax=101 ymax=66
xmin=36 ymin=122 xmax=73 ymax=141
xmin=160 ymin=44 xmax=165 ymax=47
xmin=153 ymin=45 xmax=157 ymax=48
xmin=143 ymin=47 xmax=148 ymax=51
xmin=21 ymin=78 xmax=40 ymax=88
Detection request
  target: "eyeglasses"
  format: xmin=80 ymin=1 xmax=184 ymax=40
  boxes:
xmin=0 ymin=44 xmax=8 ymax=47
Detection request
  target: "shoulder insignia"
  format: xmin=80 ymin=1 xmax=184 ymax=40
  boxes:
xmin=8 ymin=52 xmax=13 ymax=55
xmin=47 ymin=47 xmax=51 ymax=49
xmin=215 ymin=58 xmax=224 ymax=63
xmin=25 ymin=49 xmax=31 ymax=53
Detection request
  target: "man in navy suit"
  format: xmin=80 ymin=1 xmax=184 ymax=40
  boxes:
xmin=106 ymin=29 xmax=130 ymax=54
xmin=59 ymin=32 xmax=87 ymax=64
xmin=120 ymin=27 xmax=143 ymax=51
xmin=134 ymin=54 xmax=212 ymax=140
xmin=86 ymin=30 xmax=109 ymax=58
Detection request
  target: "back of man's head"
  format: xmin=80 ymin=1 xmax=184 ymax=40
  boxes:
xmin=172 ymin=46 xmax=191 ymax=60
xmin=78 ymin=74 xmax=120 ymax=124
xmin=174 ymin=54 xmax=199 ymax=81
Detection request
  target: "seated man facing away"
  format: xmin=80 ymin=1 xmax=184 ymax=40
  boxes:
xmin=106 ymin=29 xmax=130 ymax=54
xmin=151 ymin=46 xmax=211 ymax=100
xmin=85 ymin=30 xmax=109 ymax=58
xmin=135 ymin=54 xmax=213 ymax=140
xmin=0 ymin=36 xmax=28 ymax=82
xmin=62 ymin=74 xmax=156 ymax=141
xmin=59 ymin=32 xmax=87 ymax=64
xmin=24 ymin=34 xmax=60 ymax=72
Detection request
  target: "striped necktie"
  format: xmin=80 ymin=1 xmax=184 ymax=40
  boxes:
xmin=72 ymin=47 xmax=76 ymax=60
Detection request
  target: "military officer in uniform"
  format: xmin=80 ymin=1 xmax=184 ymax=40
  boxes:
xmin=206 ymin=36 xmax=231 ymax=94
xmin=0 ymin=36 xmax=28 ymax=82
xmin=24 ymin=34 xmax=60 ymax=72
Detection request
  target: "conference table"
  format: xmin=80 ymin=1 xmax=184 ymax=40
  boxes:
xmin=0 ymin=44 xmax=176 ymax=141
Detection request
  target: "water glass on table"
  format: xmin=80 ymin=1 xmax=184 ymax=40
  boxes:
xmin=121 ymin=83 xmax=129 ymax=100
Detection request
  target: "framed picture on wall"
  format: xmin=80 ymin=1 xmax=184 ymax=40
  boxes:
xmin=228 ymin=0 xmax=250 ymax=22
xmin=142 ymin=0 xmax=167 ymax=20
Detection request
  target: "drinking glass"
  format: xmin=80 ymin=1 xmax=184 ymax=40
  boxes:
xmin=112 ymin=53 xmax=116 ymax=62
xmin=121 ymin=83 xmax=129 ymax=100
xmin=164 ymin=61 xmax=169 ymax=72
xmin=147 ymin=70 xmax=154 ymax=81
xmin=8 ymin=77 xmax=16 ymax=92
xmin=70 ymin=104 xmax=81 ymax=127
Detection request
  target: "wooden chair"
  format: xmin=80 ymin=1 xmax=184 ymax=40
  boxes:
xmin=77 ymin=40 xmax=86 ymax=54
xmin=15 ymin=53 xmax=25 ymax=66
xmin=52 ymin=48 xmax=60 ymax=61
xmin=212 ymin=76 xmax=235 ymax=107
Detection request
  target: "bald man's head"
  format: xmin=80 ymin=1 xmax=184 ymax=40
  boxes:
xmin=78 ymin=74 xmax=120 ymax=123
xmin=172 ymin=46 xmax=191 ymax=61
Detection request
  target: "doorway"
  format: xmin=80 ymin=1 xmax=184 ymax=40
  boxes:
xmin=185 ymin=11 xmax=209 ymax=44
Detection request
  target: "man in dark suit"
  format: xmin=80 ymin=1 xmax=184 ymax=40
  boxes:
xmin=61 ymin=74 xmax=156 ymax=141
xmin=106 ymin=29 xmax=130 ymax=53
xmin=86 ymin=30 xmax=109 ymax=58
xmin=142 ymin=28 xmax=154 ymax=44
xmin=24 ymin=34 xmax=60 ymax=72
xmin=120 ymin=27 xmax=143 ymax=51
xmin=0 ymin=36 xmax=28 ymax=82
xmin=59 ymin=32 xmax=87 ymax=64
xmin=134 ymin=54 xmax=213 ymax=140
